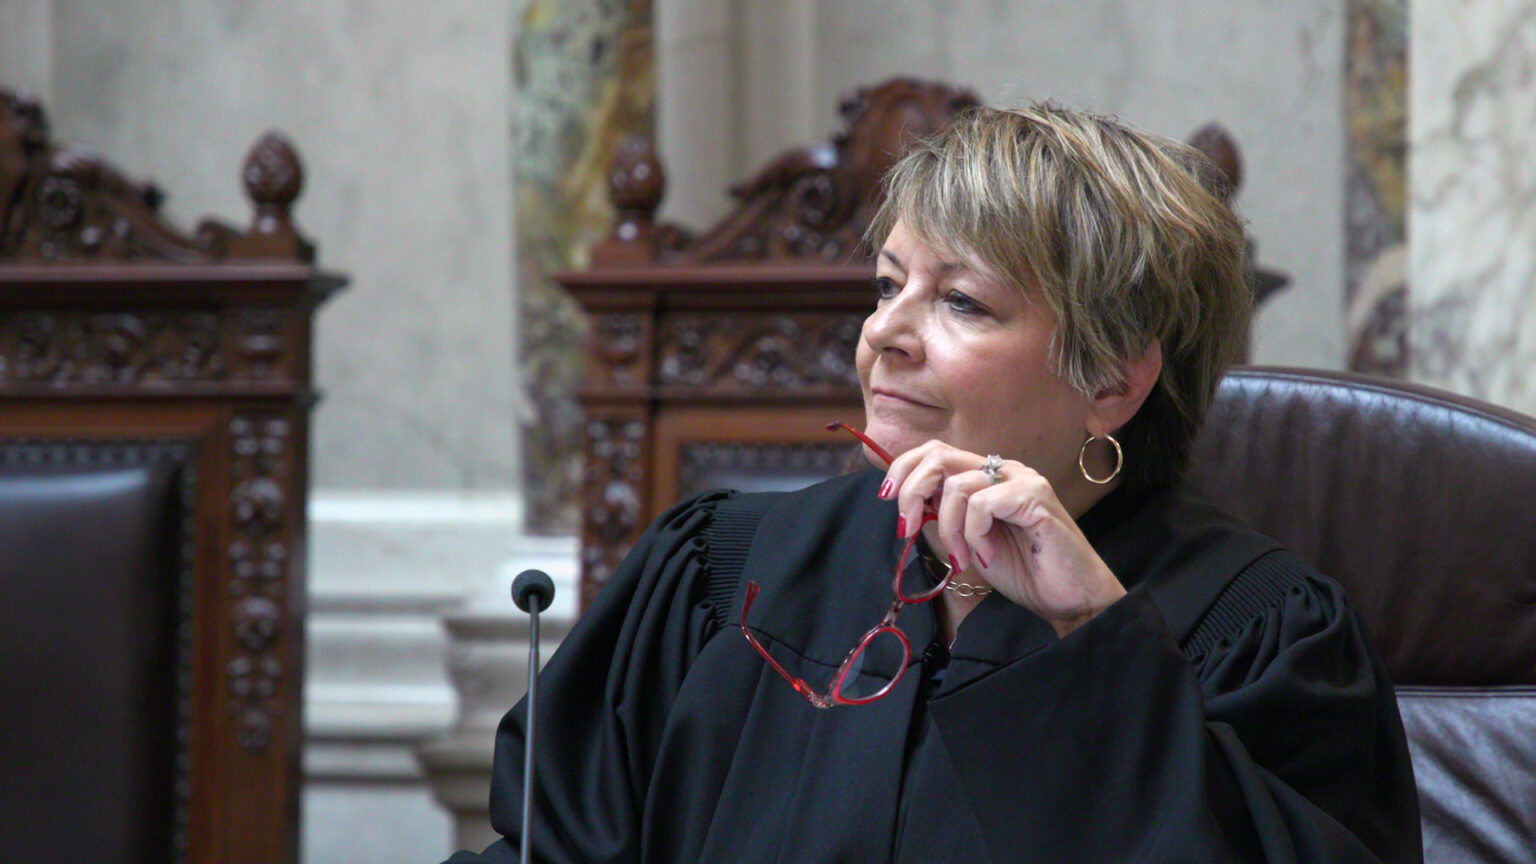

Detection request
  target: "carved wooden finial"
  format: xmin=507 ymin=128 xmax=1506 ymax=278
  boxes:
xmin=591 ymin=133 xmax=668 ymax=266
xmin=1187 ymin=123 xmax=1243 ymax=204
xmin=1185 ymin=123 xmax=1287 ymax=318
xmin=228 ymin=132 xmax=313 ymax=261
xmin=243 ymin=133 xmax=304 ymax=211
xmin=607 ymin=133 xmax=665 ymax=217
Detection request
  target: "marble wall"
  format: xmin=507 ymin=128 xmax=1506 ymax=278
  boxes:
xmin=1408 ymin=0 xmax=1536 ymax=416
xmin=0 ymin=2 xmax=52 ymax=97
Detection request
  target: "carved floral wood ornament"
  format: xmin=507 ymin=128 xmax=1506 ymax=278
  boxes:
xmin=0 ymin=88 xmax=312 ymax=263
xmin=0 ymin=86 xmax=341 ymax=864
xmin=563 ymin=77 xmax=1288 ymax=608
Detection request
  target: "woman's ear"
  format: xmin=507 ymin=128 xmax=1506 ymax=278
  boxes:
xmin=1088 ymin=340 xmax=1163 ymax=437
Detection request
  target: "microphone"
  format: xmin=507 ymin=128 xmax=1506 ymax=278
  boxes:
xmin=512 ymin=569 xmax=555 ymax=614
xmin=510 ymin=569 xmax=556 ymax=864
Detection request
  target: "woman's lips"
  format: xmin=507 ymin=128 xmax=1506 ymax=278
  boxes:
xmin=870 ymin=388 xmax=938 ymax=409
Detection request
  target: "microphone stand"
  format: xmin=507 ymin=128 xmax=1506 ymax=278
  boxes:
xmin=511 ymin=569 xmax=555 ymax=864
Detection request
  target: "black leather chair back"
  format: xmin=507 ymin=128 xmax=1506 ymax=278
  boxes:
xmin=0 ymin=463 xmax=181 ymax=863
xmin=1188 ymin=366 xmax=1536 ymax=864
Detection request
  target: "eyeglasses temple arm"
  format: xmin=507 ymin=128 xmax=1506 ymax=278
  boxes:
xmin=826 ymin=421 xmax=894 ymax=467
xmin=740 ymin=582 xmax=835 ymax=708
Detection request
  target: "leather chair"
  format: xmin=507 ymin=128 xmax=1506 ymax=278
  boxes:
xmin=0 ymin=461 xmax=182 ymax=863
xmin=1187 ymin=366 xmax=1536 ymax=864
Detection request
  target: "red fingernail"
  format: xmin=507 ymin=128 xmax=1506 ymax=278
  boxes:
xmin=976 ymin=550 xmax=989 ymax=568
xmin=948 ymin=554 xmax=961 ymax=573
xmin=896 ymin=515 xmax=907 ymax=537
xmin=879 ymin=478 xmax=892 ymax=498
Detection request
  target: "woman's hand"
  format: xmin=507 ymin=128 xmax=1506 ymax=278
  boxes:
xmin=881 ymin=440 xmax=1126 ymax=638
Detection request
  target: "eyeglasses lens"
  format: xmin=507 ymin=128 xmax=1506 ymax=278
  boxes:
xmin=898 ymin=554 xmax=948 ymax=602
xmin=837 ymin=628 xmax=908 ymax=702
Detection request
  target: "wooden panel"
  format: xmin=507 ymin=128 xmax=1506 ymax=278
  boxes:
xmin=651 ymin=404 xmax=866 ymax=509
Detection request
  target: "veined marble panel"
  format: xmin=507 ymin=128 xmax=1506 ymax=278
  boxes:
xmin=515 ymin=0 xmax=654 ymax=533
xmin=1408 ymin=0 xmax=1536 ymax=415
xmin=1344 ymin=0 xmax=1409 ymax=376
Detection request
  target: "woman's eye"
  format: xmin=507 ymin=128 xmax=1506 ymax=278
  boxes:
xmin=944 ymin=290 xmax=986 ymax=315
xmin=872 ymin=276 xmax=900 ymax=300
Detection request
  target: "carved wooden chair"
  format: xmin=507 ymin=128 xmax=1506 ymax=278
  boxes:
xmin=0 ymin=87 xmax=343 ymax=864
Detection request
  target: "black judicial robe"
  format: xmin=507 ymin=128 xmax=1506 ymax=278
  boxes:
xmin=447 ymin=469 xmax=1422 ymax=863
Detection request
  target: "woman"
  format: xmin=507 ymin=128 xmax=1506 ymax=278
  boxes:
xmin=450 ymin=104 xmax=1421 ymax=863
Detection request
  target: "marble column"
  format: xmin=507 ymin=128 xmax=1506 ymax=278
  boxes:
xmin=515 ymin=0 xmax=655 ymax=534
xmin=1408 ymin=0 xmax=1536 ymax=415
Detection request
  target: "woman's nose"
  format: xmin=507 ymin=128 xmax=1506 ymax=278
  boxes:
xmin=862 ymin=290 xmax=925 ymax=362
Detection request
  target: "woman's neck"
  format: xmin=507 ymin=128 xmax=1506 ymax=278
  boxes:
xmin=936 ymin=586 xmax=986 ymax=647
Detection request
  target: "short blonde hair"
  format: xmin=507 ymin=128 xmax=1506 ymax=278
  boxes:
xmin=868 ymin=103 xmax=1250 ymax=490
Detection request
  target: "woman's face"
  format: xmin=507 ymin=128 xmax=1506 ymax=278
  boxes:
xmin=856 ymin=220 xmax=1095 ymax=486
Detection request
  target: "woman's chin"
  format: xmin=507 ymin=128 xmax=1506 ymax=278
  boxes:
xmin=860 ymin=444 xmax=891 ymax=470
xmin=860 ymin=421 xmax=931 ymax=465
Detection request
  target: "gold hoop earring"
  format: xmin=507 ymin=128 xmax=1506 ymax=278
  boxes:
xmin=1078 ymin=434 xmax=1123 ymax=485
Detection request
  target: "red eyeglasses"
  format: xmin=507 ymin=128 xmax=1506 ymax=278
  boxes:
xmin=739 ymin=421 xmax=951 ymax=708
